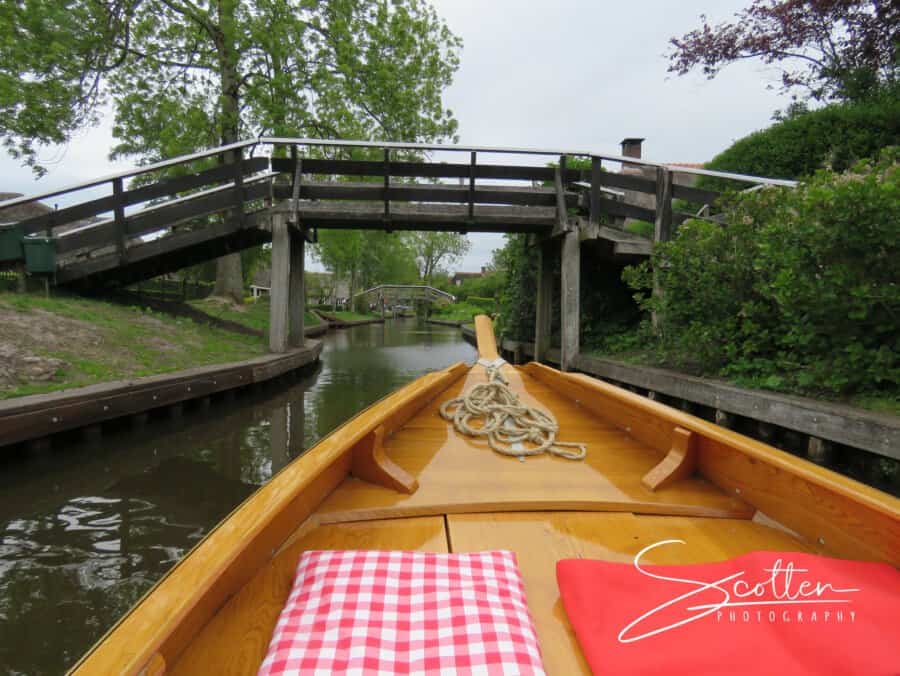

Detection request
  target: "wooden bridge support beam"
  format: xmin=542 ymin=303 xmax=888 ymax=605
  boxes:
xmin=534 ymin=240 xmax=553 ymax=364
xmin=288 ymin=227 xmax=305 ymax=347
xmin=651 ymin=167 xmax=673 ymax=331
xmin=560 ymin=227 xmax=580 ymax=372
xmin=269 ymin=213 xmax=306 ymax=353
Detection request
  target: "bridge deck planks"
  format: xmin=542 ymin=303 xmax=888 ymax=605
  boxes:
xmin=273 ymin=180 xmax=579 ymax=208
xmin=281 ymin=201 xmax=556 ymax=232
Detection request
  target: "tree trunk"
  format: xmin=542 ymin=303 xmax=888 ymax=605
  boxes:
xmin=213 ymin=252 xmax=244 ymax=303
xmin=213 ymin=0 xmax=244 ymax=304
xmin=348 ymin=270 xmax=356 ymax=313
xmin=332 ymin=267 xmax=339 ymax=311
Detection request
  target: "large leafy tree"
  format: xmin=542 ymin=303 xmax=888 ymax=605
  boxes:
xmin=0 ymin=0 xmax=461 ymax=300
xmin=668 ymin=1 xmax=898 ymax=102
xmin=408 ymin=231 xmax=470 ymax=283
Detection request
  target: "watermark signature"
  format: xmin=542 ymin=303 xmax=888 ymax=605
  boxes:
xmin=618 ymin=540 xmax=859 ymax=643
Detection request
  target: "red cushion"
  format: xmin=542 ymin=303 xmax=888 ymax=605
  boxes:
xmin=557 ymin=549 xmax=900 ymax=675
xmin=260 ymin=550 xmax=545 ymax=675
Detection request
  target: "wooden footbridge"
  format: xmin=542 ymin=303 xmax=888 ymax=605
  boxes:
xmin=354 ymin=284 xmax=456 ymax=304
xmin=0 ymin=137 xmax=794 ymax=357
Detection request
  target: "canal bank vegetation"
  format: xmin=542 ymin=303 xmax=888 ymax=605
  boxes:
xmin=495 ymin=149 xmax=899 ymax=416
xmin=190 ymin=297 xmax=320 ymax=334
xmin=429 ymin=266 xmax=504 ymax=324
xmin=326 ymin=310 xmax=382 ymax=322
xmin=624 ymin=151 xmax=898 ymax=401
xmin=0 ymin=292 xmax=267 ymax=399
xmin=430 ymin=301 xmax=493 ymax=324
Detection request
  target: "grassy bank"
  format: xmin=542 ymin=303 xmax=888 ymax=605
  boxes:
xmin=327 ymin=310 xmax=381 ymax=322
xmin=0 ymin=292 xmax=267 ymax=399
xmin=190 ymin=297 xmax=320 ymax=333
xmin=429 ymin=301 xmax=489 ymax=324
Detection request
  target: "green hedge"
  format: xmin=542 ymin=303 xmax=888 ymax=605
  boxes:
xmin=625 ymin=150 xmax=899 ymax=395
xmin=700 ymin=97 xmax=899 ymax=190
xmin=496 ymin=234 xmax=540 ymax=342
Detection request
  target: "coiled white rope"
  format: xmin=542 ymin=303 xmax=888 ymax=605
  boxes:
xmin=439 ymin=361 xmax=587 ymax=461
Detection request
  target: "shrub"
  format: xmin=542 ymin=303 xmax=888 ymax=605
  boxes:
xmin=624 ymin=220 xmax=654 ymax=238
xmin=625 ymin=150 xmax=900 ymax=394
xmin=454 ymin=271 xmax=505 ymax=302
xmin=495 ymin=234 xmax=539 ymax=342
xmin=431 ymin=301 xmax=487 ymax=322
xmin=698 ymin=96 xmax=899 ymax=191
xmin=466 ymin=296 xmax=496 ymax=311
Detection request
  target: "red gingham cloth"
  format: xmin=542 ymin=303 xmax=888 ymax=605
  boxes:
xmin=259 ymin=550 xmax=546 ymax=675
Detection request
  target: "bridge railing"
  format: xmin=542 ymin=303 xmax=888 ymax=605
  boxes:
xmin=0 ymin=140 xmax=268 ymax=274
xmin=352 ymin=284 xmax=457 ymax=303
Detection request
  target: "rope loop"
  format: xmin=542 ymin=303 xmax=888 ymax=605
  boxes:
xmin=439 ymin=365 xmax=586 ymax=461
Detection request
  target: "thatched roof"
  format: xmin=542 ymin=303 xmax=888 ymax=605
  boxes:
xmin=251 ymin=267 xmax=271 ymax=287
xmin=0 ymin=193 xmax=52 ymax=224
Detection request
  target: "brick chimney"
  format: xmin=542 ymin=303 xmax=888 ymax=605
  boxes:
xmin=620 ymin=137 xmax=644 ymax=159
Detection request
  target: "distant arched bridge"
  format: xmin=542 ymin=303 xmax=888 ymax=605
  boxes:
xmin=353 ymin=284 xmax=456 ymax=305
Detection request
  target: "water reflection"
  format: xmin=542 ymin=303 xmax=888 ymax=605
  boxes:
xmin=0 ymin=318 xmax=475 ymax=674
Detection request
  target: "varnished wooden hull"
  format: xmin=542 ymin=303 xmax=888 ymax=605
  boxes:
xmin=70 ymin=317 xmax=900 ymax=675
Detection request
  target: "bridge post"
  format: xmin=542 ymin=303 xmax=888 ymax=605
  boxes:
xmin=288 ymin=226 xmax=305 ymax=347
xmin=556 ymin=154 xmax=580 ymax=372
xmin=534 ymin=240 xmax=553 ymax=364
xmin=652 ymin=167 xmax=674 ymax=331
xmin=560 ymin=226 xmax=580 ymax=372
xmin=270 ymin=213 xmax=290 ymax=352
xmin=269 ymin=212 xmax=305 ymax=352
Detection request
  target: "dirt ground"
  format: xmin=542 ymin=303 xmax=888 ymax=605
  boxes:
xmin=0 ymin=307 xmax=177 ymax=389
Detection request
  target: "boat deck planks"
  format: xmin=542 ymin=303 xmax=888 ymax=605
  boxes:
xmin=317 ymin=364 xmax=752 ymax=523
xmin=171 ymin=516 xmax=448 ymax=675
xmin=447 ymin=511 xmax=823 ymax=676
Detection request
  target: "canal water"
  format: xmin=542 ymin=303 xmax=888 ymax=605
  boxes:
xmin=0 ymin=318 xmax=475 ymax=675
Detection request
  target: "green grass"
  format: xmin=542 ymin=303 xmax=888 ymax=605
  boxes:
xmin=189 ymin=296 xmax=320 ymax=333
xmin=849 ymin=395 xmax=900 ymax=417
xmin=329 ymin=310 xmax=380 ymax=322
xmin=430 ymin=301 xmax=491 ymax=323
xmin=624 ymin=219 xmax=654 ymax=238
xmin=0 ymin=291 xmax=267 ymax=399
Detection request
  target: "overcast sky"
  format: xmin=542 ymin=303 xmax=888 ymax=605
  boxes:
xmin=0 ymin=0 xmax=790 ymax=273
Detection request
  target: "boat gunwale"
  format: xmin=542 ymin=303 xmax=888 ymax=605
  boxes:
xmin=526 ymin=363 xmax=900 ymax=520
